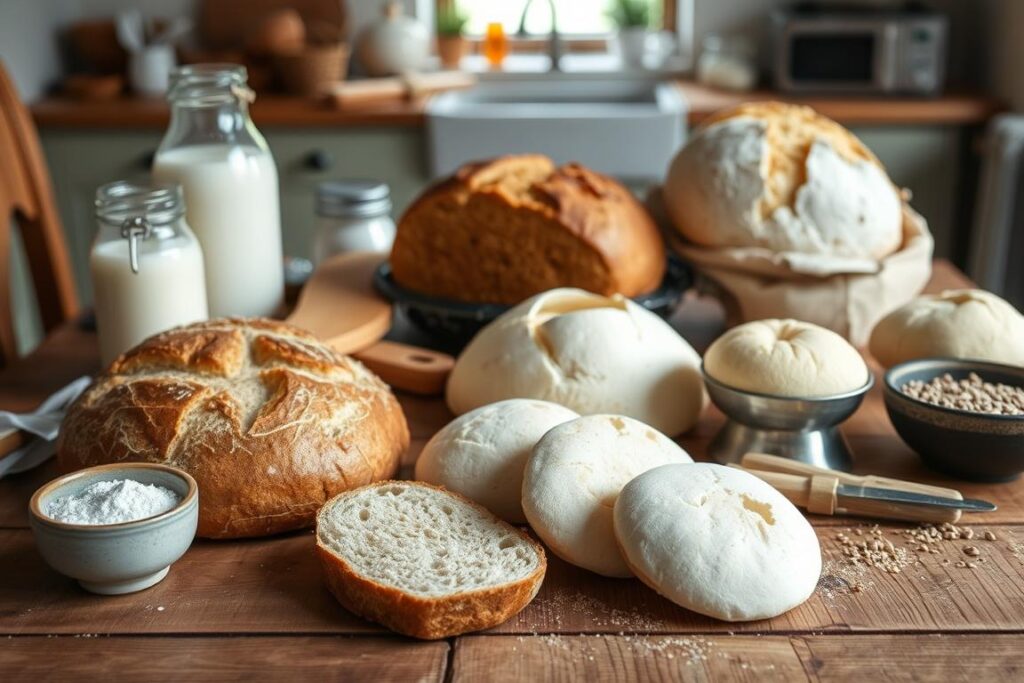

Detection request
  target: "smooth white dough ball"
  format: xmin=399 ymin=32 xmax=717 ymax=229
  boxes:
xmin=522 ymin=414 xmax=693 ymax=577
xmin=614 ymin=463 xmax=822 ymax=621
xmin=414 ymin=399 xmax=579 ymax=523
xmin=869 ymin=289 xmax=1024 ymax=368
xmin=446 ymin=288 xmax=707 ymax=436
xmin=704 ymin=318 xmax=869 ymax=397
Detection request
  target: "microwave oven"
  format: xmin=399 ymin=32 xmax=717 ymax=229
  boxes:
xmin=772 ymin=4 xmax=948 ymax=95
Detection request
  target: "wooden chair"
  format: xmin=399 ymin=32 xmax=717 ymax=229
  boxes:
xmin=0 ymin=61 xmax=78 ymax=366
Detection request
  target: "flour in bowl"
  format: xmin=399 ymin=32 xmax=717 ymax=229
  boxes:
xmin=46 ymin=479 xmax=181 ymax=525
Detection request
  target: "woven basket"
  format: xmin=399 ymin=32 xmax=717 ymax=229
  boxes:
xmin=274 ymin=43 xmax=349 ymax=97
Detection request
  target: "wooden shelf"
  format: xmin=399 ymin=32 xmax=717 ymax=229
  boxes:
xmin=30 ymin=83 xmax=1003 ymax=130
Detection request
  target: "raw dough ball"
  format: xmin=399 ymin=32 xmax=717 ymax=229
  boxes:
xmin=522 ymin=414 xmax=693 ymax=577
xmin=614 ymin=463 xmax=821 ymax=621
xmin=414 ymin=399 xmax=579 ymax=524
xmin=704 ymin=318 xmax=869 ymax=397
xmin=446 ymin=288 xmax=707 ymax=436
xmin=869 ymin=289 xmax=1024 ymax=368
xmin=664 ymin=102 xmax=903 ymax=260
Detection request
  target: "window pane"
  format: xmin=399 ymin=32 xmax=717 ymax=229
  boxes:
xmin=458 ymin=0 xmax=617 ymax=36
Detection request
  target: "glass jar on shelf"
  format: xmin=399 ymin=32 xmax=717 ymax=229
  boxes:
xmin=91 ymin=181 xmax=208 ymax=365
xmin=696 ymin=34 xmax=758 ymax=92
xmin=152 ymin=64 xmax=284 ymax=318
xmin=312 ymin=180 xmax=396 ymax=263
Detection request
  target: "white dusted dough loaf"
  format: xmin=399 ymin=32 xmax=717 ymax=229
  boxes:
xmin=414 ymin=399 xmax=579 ymax=523
xmin=614 ymin=463 xmax=821 ymax=621
xmin=446 ymin=288 xmax=707 ymax=436
xmin=869 ymin=289 xmax=1024 ymax=368
xmin=705 ymin=319 xmax=869 ymax=397
xmin=665 ymin=102 xmax=902 ymax=260
xmin=522 ymin=414 xmax=693 ymax=577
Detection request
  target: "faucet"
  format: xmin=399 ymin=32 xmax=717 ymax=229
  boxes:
xmin=518 ymin=0 xmax=561 ymax=71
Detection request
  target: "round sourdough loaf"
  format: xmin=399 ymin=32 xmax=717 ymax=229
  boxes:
xmin=869 ymin=289 xmax=1024 ymax=368
xmin=522 ymin=414 xmax=693 ymax=577
xmin=664 ymin=102 xmax=903 ymax=260
xmin=414 ymin=399 xmax=579 ymax=523
xmin=390 ymin=154 xmax=666 ymax=305
xmin=57 ymin=318 xmax=409 ymax=539
xmin=446 ymin=288 xmax=707 ymax=436
xmin=613 ymin=463 xmax=821 ymax=621
xmin=704 ymin=319 xmax=869 ymax=397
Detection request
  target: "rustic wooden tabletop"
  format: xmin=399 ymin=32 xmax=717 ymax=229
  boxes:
xmin=2 ymin=261 xmax=1023 ymax=682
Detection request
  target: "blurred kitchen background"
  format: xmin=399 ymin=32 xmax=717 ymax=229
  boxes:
xmin=1 ymin=0 xmax=1022 ymax=353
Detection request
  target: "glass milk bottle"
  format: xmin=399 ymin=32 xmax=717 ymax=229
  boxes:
xmin=153 ymin=64 xmax=284 ymax=318
xmin=91 ymin=181 xmax=208 ymax=365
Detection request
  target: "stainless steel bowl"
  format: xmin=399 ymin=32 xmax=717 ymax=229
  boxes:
xmin=702 ymin=364 xmax=874 ymax=471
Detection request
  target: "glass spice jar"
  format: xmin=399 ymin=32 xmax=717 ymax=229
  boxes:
xmin=312 ymin=180 xmax=397 ymax=263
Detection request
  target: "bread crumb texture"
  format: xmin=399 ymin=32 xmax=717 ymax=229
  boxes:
xmin=316 ymin=481 xmax=546 ymax=639
xmin=318 ymin=482 xmax=539 ymax=596
xmin=57 ymin=318 xmax=409 ymax=538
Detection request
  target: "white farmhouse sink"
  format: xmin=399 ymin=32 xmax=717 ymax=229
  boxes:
xmin=426 ymin=77 xmax=687 ymax=181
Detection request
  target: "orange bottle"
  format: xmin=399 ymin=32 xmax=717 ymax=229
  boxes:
xmin=483 ymin=22 xmax=508 ymax=67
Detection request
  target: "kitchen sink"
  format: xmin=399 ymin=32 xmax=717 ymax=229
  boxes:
xmin=426 ymin=77 xmax=688 ymax=181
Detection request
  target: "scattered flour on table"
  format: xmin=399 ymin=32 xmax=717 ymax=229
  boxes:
xmin=46 ymin=479 xmax=180 ymax=525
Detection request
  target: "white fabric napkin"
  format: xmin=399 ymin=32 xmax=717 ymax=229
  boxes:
xmin=0 ymin=376 xmax=92 ymax=478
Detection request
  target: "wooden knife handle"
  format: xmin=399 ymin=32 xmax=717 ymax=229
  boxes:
xmin=0 ymin=427 xmax=26 ymax=461
xmin=734 ymin=463 xmax=962 ymax=523
xmin=729 ymin=467 xmax=838 ymax=515
xmin=352 ymin=341 xmax=454 ymax=396
xmin=740 ymin=452 xmax=963 ymax=501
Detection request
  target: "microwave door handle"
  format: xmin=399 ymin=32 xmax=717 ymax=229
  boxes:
xmin=879 ymin=24 xmax=899 ymax=91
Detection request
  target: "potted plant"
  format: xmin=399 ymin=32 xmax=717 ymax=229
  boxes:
xmin=609 ymin=0 xmax=654 ymax=68
xmin=436 ymin=2 xmax=469 ymax=69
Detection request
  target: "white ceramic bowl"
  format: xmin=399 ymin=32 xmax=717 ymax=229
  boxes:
xmin=29 ymin=463 xmax=198 ymax=595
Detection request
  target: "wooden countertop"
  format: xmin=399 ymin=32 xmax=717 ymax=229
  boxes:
xmin=3 ymin=261 xmax=1024 ymax=680
xmin=30 ymin=82 xmax=1003 ymax=130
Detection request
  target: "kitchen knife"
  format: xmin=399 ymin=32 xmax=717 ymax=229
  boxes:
xmin=730 ymin=466 xmax=996 ymax=523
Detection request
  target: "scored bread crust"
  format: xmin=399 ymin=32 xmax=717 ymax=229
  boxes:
xmin=57 ymin=318 xmax=409 ymax=539
xmin=390 ymin=154 xmax=666 ymax=305
xmin=316 ymin=481 xmax=546 ymax=640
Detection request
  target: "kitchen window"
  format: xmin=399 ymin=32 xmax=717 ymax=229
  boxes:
xmin=435 ymin=0 xmax=684 ymax=51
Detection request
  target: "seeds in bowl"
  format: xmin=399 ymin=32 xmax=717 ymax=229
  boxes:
xmin=900 ymin=372 xmax=1024 ymax=416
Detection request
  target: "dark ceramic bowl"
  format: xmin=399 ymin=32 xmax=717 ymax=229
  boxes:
xmin=374 ymin=257 xmax=692 ymax=348
xmin=883 ymin=358 xmax=1024 ymax=482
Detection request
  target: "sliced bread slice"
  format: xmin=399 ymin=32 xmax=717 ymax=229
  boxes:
xmin=316 ymin=480 xmax=546 ymax=639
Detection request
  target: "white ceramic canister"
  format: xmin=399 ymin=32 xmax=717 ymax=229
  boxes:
xmin=312 ymin=180 xmax=396 ymax=263
xmin=356 ymin=1 xmax=430 ymax=77
xmin=91 ymin=181 xmax=208 ymax=366
xmin=153 ymin=64 xmax=284 ymax=318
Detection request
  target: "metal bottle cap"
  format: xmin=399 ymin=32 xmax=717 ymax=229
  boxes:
xmin=316 ymin=180 xmax=392 ymax=219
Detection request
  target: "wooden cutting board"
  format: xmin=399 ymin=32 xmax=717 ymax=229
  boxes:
xmin=286 ymin=251 xmax=453 ymax=395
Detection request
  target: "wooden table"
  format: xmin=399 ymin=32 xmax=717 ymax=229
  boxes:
xmin=2 ymin=261 xmax=1023 ymax=681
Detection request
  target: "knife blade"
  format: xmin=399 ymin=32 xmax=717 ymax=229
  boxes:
xmin=837 ymin=484 xmax=996 ymax=512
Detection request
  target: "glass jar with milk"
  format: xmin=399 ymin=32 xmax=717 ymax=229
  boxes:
xmin=153 ymin=64 xmax=284 ymax=318
xmin=91 ymin=181 xmax=208 ymax=365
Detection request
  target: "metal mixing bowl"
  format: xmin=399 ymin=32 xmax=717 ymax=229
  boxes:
xmin=702 ymin=364 xmax=874 ymax=471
